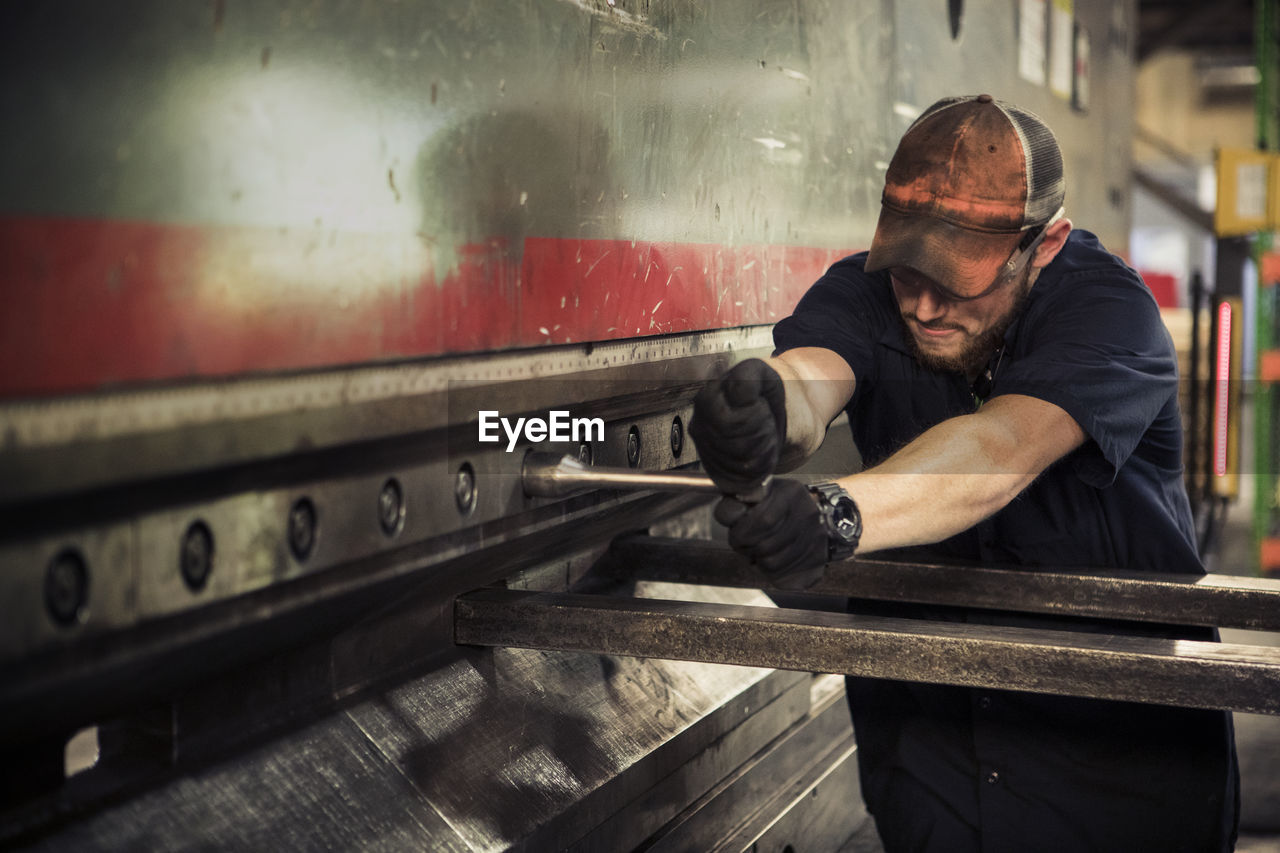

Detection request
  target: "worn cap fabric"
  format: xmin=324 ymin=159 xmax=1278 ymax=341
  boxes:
xmin=865 ymin=94 xmax=1065 ymax=295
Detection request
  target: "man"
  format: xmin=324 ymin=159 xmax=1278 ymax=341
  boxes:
xmin=689 ymin=95 xmax=1238 ymax=853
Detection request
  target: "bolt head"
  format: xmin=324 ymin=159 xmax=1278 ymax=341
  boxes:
xmin=180 ymin=521 xmax=214 ymax=591
xmin=288 ymin=498 xmax=317 ymax=561
xmin=378 ymin=479 xmax=405 ymax=537
xmin=455 ymin=464 xmax=477 ymax=515
xmin=45 ymin=549 xmax=89 ymax=627
xmin=627 ymin=426 xmax=641 ymax=468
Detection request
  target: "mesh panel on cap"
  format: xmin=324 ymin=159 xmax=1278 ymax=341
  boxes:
xmin=998 ymin=101 xmax=1065 ymax=227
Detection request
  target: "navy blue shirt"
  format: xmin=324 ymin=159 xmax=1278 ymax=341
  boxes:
xmin=773 ymin=231 xmax=1238 ymax=853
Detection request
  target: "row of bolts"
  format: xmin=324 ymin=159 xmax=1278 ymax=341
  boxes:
xmin=42 ymin=419 xmax=685 ymax=628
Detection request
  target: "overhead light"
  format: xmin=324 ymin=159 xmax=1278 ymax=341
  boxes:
xmin=1197 ymin=58 xmax=1260 ymax=89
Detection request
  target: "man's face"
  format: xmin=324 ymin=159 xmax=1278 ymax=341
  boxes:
xmin=890 ymin=260 xmax=1034 ymax=376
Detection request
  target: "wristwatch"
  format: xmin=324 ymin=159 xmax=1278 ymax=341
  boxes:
xmin=809 ymin=483 xmax=862 ymax=561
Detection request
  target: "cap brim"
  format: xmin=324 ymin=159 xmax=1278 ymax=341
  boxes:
xmin=864 ymin=207 xmax=1023 ymax=296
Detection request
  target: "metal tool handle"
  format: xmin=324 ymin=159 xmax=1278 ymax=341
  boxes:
xmin=522 ymin=452 xmax=771 ymax=501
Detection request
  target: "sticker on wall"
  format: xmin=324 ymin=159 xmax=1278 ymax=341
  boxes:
xmin=1073 ymin=22 xmax=1090 ymax=111
xmin=1018 ymin=0 xmax=1047 ymax=85
xmin=1049 ymin=0 xmax=1074 ymax=100
xmin=1214 ymin=148 xmax=1272 ymax=236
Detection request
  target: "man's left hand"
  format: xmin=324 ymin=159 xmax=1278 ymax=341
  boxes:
xmin=714 ymin=478 xmax=828 ymax=590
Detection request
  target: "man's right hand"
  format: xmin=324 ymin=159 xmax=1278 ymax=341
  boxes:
xmin=689 ymin=358 xmax=787 ymax=494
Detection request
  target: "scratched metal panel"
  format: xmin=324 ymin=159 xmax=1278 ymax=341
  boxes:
xmin=0 ymin=0 xmax=1131 ymax=396
xmin=0 ymin=0 xmax=890 ymax=244
xmin=345 ymin=649 xmax=799 ymax=851
xmin=15 ymin=585 xmax=802 ymax=852
xmin=0 ymin=0 xmax=890 ymax=395
xmin=17 ymin=712 xmax=467 ymax=853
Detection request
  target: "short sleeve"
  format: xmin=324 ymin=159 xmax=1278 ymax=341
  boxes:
xmin=772 ymin=254 xmax=896 ymax=383
xmin=993 ymin=275 xmax=1178 ymax=488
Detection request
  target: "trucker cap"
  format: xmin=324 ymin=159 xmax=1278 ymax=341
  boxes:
xmin=864 ymin=94 xmax=1065 ymax=296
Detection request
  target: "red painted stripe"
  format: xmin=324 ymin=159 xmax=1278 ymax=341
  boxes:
xmin=0 ymin=217 xmax=851 ymax=399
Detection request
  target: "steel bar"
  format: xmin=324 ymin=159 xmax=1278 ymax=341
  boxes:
xmin=523 ymin=453 xmax=722 ymax=498
xmin=455 ymin=589 xmax=1280 ymax=715
xmin=522 ymin=454 xmax=772 ymax=503
xmin=603 ymin=536 xmax=1280 ymax=632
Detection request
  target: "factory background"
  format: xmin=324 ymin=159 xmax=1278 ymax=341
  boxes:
xmin=2 ymin=0 xmax=1280 ymax=850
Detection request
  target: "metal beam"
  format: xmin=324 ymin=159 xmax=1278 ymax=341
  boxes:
xmin=1132 ymin=165 xmax=1215 ymax=232
xmin=602 ymin=537 xmax=1280 ymax=632
xmin=455 ymin=589 xmax=1280 ymax=715
xmin=1138 ymin=0 xmax=1250 ymax=63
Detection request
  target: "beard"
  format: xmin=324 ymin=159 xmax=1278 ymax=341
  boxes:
xmin=899 ymin=266 xmax=1035 ymax=376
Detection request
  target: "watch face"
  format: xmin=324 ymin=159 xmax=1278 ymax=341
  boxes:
xmin=811 ymin=484 xmax=861 ymax=553
xmin=830 ymin=496 xmax=860 ymax=542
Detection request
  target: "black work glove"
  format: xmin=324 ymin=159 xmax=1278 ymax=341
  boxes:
xmin=689 ymin=358 xmax=787 ymax=495
xmin=715 ymin=478 xmax=827 ymax=590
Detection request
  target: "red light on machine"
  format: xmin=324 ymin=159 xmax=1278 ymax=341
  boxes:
xmin=1213 ymin=301 xmax=1232 ymax=477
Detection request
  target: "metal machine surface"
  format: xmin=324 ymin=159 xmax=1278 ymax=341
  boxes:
xmin=0 ymin=0 xmax=1136 ymax=398
xmin=0 ymin=1 xmax=1219 ymax=850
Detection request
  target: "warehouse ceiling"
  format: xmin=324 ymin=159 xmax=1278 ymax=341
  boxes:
xmin=1137 ymin=0 xmax=1256 ymax=64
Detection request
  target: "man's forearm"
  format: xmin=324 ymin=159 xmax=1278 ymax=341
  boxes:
xmin=837 ymin=394 xmax=1085 ymax=554
xmin=837 ymin=417 xmax=1022 ymax=553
